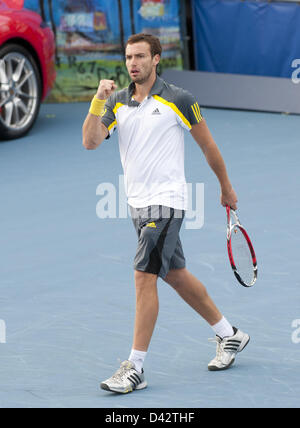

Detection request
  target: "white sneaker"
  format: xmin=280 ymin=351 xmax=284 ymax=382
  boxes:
xmin=100 ymin=360 xmax=147 ymax=393
xmin=208 ymin=327 xmax=250 ymax=371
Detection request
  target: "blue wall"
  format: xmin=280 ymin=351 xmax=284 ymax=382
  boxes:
xmin=192 ymin=0 xmax=300 ymax=78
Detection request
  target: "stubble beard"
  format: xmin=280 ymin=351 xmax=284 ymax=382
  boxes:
xmin=131 ymin=67 xmax=154 ymax=85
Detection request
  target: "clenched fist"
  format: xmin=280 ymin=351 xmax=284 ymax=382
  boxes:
xmin=96 ymin=79 xmax=117 ymax=100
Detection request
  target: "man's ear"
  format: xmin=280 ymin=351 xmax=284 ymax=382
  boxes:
xmin=154 ymin=54 xmax=161 ymax=66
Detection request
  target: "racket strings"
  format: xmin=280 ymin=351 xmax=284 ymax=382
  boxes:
xmin=230 ymin=226 xmax=254 ymax=286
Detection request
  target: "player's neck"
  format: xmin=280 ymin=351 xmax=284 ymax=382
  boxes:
xmin=133 ymin=72 xmax=157 ymax=103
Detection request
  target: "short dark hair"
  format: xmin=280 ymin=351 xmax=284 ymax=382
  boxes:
xmin=125 ymin=33 xmax=162 ymax=58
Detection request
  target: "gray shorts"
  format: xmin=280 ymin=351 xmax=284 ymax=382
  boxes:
xmin=130 ymin=205 xmax=186 ymax=279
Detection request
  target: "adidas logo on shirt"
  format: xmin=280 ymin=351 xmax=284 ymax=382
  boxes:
xmin=152 ymin=108 xmax=161 ymax=115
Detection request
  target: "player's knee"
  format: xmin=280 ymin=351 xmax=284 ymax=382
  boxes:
xmin=134 ymin=270 xmax=157 ymax=288
xmin=164 ymin=268 xmax=187 ymax=289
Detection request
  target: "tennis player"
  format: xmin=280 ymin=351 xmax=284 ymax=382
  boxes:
xmin=82 ymin=33 xmax=250 ymax=394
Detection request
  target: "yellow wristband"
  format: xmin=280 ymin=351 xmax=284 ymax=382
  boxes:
xmin=89 ymin=96 xmax=106 ymax=116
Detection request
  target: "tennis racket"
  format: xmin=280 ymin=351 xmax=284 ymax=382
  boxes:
xmin=226 ymin=205 xmax=257 ymax=287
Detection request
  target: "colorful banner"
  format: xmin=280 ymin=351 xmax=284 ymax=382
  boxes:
xmin=24 ymin=0 xmax=183 ymax=102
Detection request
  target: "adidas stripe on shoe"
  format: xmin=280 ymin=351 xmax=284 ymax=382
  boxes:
xmin=100 ymin=360 xmax=147 ymax=393
xmin=208 ymin=327 xmax=250 ymax=371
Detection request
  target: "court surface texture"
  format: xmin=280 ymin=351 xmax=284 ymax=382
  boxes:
xmin=0 ymin=101 xmax=299 ymax=408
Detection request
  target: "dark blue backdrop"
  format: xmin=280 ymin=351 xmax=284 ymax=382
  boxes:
xmin=192 ymin=0 xmax=300 ymax=78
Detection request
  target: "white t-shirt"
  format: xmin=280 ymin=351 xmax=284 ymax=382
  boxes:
xmin=101 ymin=76 xmax=202 ymax=210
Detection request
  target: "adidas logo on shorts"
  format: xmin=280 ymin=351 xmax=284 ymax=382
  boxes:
xmin=146 ymin=222 xmax=157 ymax=228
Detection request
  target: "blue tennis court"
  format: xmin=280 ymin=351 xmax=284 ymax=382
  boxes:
xmin=0 ymin=102 xmax=299 ymax=408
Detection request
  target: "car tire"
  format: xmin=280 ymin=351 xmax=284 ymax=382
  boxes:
xmin=0 ymin=43 xmax=42 ymax=140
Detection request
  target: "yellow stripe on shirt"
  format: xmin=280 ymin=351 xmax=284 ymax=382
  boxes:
xmin=195 ymin=102 xmax=203 ymax=122
xmin=191 ymin=104 xmax=200 ymax=123
xmin=113 ymin=102 xmax=124 ymax=115
xmin=153 ymin=95 xmax=192 ymax=129
xmin=108 ymin=120 xmax=117 ymax=131
xmin=191 ymin=102 xmax=203 ymax=123
xmin=106 ymin=102 xmax=124 ymax=132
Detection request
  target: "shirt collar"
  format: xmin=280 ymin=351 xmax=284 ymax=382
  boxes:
xmin=128 ymin=75 xmax=164 ymax=105
xmin=149 ymin=75 xmax=165 ymax=96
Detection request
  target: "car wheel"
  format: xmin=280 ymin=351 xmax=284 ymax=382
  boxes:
xmin=0 ymin=44 xmax=42 ymax=140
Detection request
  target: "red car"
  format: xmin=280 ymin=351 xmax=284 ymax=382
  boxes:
xmin=0 ymin=0 xmax=56 ymax=139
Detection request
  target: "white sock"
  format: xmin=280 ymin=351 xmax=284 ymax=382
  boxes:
xmin=212 ymin=316 xmax=234 ymax=339
xmin=128 ymin=349 xmax=147 ymax=373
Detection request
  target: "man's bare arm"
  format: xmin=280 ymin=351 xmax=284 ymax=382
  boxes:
xmin=190 ymin=119 xmax=238 ymax=209
xmin=82 ymin=114 xmax=109 ymax=150
xmin=82 ymin=79 xmax=117 ymax=150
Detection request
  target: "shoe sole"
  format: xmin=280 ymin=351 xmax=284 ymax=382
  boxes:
xmin=100 ymin=381 xmax=147 ymax=394
xmin=208 ymin=335 xmax=250 ymax=371
xmin=208 ymin=357 xmax=235 ymax=371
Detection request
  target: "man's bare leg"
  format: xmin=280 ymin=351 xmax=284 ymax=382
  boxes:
xmin=163 ymin=268 xmax=252 ymax=372
xmin=164 ymin=268 xmax=222 ymax=326
xmin=132 ymin=270 xmax=159 ymax=351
